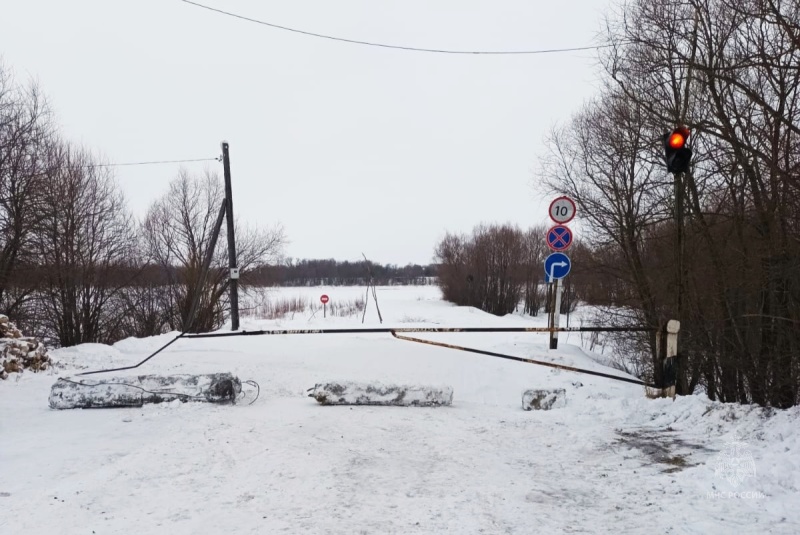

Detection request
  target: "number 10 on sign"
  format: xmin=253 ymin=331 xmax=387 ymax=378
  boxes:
xmin=549 ymin=196 xmax=576 ymax=224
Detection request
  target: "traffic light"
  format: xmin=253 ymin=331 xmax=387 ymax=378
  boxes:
xmin=663 ymin=126 xmax=692 ymax=174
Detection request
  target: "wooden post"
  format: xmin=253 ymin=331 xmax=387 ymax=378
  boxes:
xmin=221 ymin=141 xmax=240 ymax=331
xmin=185 ymin=200 xmax=227 ymax=332
xmin=662 ymin=320 xmax=680 ymax=399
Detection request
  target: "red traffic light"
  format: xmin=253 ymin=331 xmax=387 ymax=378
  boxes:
xmin=668 ymin=132 xmax=686 ymax=149
xmin=663 ymin=127 xmax=692 ymax=173
xmin=667 ymin=127 xmax=690 ymax=149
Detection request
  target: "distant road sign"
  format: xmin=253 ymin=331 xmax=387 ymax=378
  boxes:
xmin=544 ymin=252 xmax=571 ymax=282
xmin=549 ymin=196 xmax=576 ymax=224
xmin=320 ymin=294 xmax=329 ymax=304
xmin=546 ymin=225 xmax=573 ymax=251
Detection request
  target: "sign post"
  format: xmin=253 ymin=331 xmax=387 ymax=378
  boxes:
xmin=544 ymin=252 xmax=572 ymax=283
xmin=552 ymin=279 xmax=563 ymax=350
xmin=320 ymin=294 xmax=329 ymax=318
xmin=544 ymin=251 xmax=571 ymax=349
xmin=545 ymin=196 xmax=576 ymax=350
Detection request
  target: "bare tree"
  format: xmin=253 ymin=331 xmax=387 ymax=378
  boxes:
xmin=435 ymin=224 xmax=529 ymax=316
xmin=0 ymin=63 xmax=52 ymax=320
xmin=32 ymin=143 xmax=137 ymax=346
xmin=522 ymin=225 xmax=549 ymax=316
xmin=143 ymin=168 xmax=285 ymax=333
xmin=539 ymin=0 xmax=800 ymax=406
xmin=540 ymin=90 xmax=670 ymax=384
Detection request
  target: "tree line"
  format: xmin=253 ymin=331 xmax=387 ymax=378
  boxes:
xmin=535 ymin=0 xmax=799 ymax=407
xmin=434 ymin=223 xmax=583 ymax=318
xmin=250 ymin=259 xmax=437 ymax=287
xmin=0 ymin=64 xmax=285 ymax=347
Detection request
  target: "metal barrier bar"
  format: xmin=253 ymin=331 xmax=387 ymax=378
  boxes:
xmin=79 ymin=325 xmax=659 ymax=379
xmin=184 ymin=325 xmax=656 ymax=339
xmin=391 ymin=331 xmax=657 ymax=387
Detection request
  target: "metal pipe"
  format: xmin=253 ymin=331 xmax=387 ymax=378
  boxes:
xmin=184 ymin=325 xmax=656 ymax=339
xmin=391 ymin=331 xmax=656 ymax=387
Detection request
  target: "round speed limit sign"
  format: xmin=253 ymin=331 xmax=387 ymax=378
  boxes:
xmin=549 ymin=196 xmax=576 ymax=224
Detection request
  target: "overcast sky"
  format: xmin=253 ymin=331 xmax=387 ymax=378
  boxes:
xmin=1 ymin=0 xmax=610 ymax=265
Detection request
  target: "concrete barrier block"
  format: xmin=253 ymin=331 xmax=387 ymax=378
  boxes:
xmin=49 ymin=373 xmax=241 ymax=409
xmin=309 ymin=381 xmax=453 ymax=407
xmin=522 ymin=388 xmax=566 ymax=411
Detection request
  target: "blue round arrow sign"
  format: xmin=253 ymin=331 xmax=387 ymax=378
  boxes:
xmin=546 ymin=224 xmax=573 ymax=251
xmin=544 ymin=252 xmax=571 ymax=282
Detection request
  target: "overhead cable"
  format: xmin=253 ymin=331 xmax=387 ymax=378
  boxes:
xmin=23 ymin=157 xmax=220 ymax=177
xmin=180 ymin=0 xmax=612 ymax=56
xmin=86 ymin=157 xmax=220 ymax=168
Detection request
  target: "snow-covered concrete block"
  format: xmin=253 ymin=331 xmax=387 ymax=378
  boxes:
xmin=309 ymin=382 xmax=453 ymax=407
xmin=49 ymin=373 xmax=242 ymax=409
xmin=522 ymin=388 xmax=566 ymax=411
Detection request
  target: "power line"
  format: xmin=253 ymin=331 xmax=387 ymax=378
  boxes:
xmin=180 ymin=0 xmax=612 ymax=56
xmin=86 ymin=157 xmax=220 ymax=168
xmin=23 ymin=157 xmax=220 ymax=178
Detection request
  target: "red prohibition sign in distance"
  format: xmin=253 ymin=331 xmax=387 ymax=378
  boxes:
xmin=548 ymin=196 xmax=576 ymax=224
xmin=320 ymin=294 xmax=329 ymax=304
xmin=546 ymin=224 xmax=573 ymax=251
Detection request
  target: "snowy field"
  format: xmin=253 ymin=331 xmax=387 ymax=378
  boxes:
xmin=2 ymin=285 xmax=799 ymax=534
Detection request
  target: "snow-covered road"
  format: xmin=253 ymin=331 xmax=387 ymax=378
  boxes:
xmin=2 ymin=287 xmax=798 ymax=534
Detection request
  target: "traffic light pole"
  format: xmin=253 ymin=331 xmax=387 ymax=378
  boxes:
xmin=663 ymin=127 xmax=691 ymax=366
xmin=221 ymin=142 xmax=240 ymax=331
xmin=662 ymin=124 xmax=693 ymax=392
xmin=674 ymin=170 xmax=685 ymax=325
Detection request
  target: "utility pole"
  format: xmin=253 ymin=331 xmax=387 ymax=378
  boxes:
xmin=220 ymin=141 xmax=240 ymax=331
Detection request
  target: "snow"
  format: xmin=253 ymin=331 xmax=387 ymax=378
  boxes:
xmin=2 ymin=285 xmax=799 ymax=534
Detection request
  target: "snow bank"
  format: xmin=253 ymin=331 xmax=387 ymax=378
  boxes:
xmin=308 ymin=381 xmax=453 ymax=406
xmin=48 ymin=373 xmax=242 ymax=409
